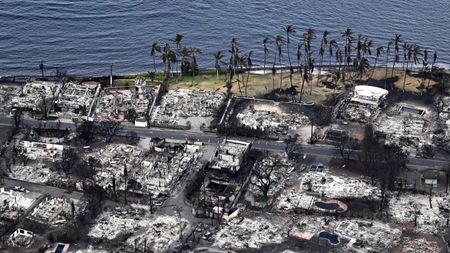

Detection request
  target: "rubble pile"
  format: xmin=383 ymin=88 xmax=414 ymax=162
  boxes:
xmin=289 ymin=216 xmax=333 ymax=240
xmin=94 ymin=86 xmax=152 ymax=121
xmin=0 ymin=188 xmax=40 ymax=210
xmin=18 ymin=141 xmax=64 ymax=160
xmin=90 ymin=142 xmax=202 ymax=196
xmin=10 ymin=81 xmax=62 ymax=111
xmin=401 ymin=236 xmax=440 ymax=253
xmin=210 ymin=139 xmax=250 ymax=172
xmin=339 ymin=85 xmax=388 ymax=123
xmin=55 ymin=82 xmax=99 ymax=118
xmin=125 ymin=215 xmax=188 ymax=252
xmin=139 ymin=145 xmax=202 ymax=195
xmin=70 ymin=246 xmax=109 ymax=253
xmin=152 ymin=89 xmax=225 ymax=126
xmin=90 ymin=144 xmax=143 ymax=191
xmin=336 ymin=219 xmax=402 ymax=252
xmin=341 ymin=102 xmax=378 ymax=123
xmin=7 ymin=229 xmax=35 ymax=248
xmin=300 ymin=171 xmax=380 ymax=200
xmin=235 ymin=103 xmax=310 ymax=138
xmin=213 ymin=217 xmax=287 ymax=249
xmin=0 ymin=85 xmax=21 ymax=113
xmin=388 ymin=194 xmax=447 ymax=233
xmin=9 ymin=164 xmax=63 ymax=184
xmin=376 ymin=114 xmax=429 ymax=148
xmin=276 ymin=171 xmax=379 ymax=211
xmin=30 ymin=197 xmax=80 ymax=226
xmin=276 ymin=191 xmax=316 ymax=211
xmin=248 ymin=153 xmax=295 ymax=197
xmin=88 ymin=207 xmax=149 ymax=240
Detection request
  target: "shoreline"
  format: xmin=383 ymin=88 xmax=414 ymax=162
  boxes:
xmin=1 ymin=65 xmax=448 ymax=83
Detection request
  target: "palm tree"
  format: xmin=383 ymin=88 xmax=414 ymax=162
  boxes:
xmin=150 ymin=42 xmax=161 ymax=73
xmin=235 ymin=53 xmax=245 ymax=96
xmin=390 ymin=34 xmax=402 ymax=83
xmin=384 ymin=41 xmax=392 ymax=89
xmin=403 ymin=44 xmax=421 ymax=91
xmin=180 ymin=47 xmax=190 ymax=75
xmin=370 ymin=46 xmax=384 ymax=78
xmin=318 ymin=30 xmax=330 ymax=86
xmin=422 ymin=48 xmax=429 ymax=87
xmin=275 ymin=35 xmax=285 ymax=89
xmin=245 ymin=51 xmax=253 ymax=96
xmin=161 ymin=43 xmax=176 ymax=78
xmin=341 ymin=28 xmax=353 ymax=85
xmin=190 ymin=47 xmax=202 ymax=85
xmin=262 ymin=37 xmax=271 ymax=74
xmin=297 ymin=43 xmax=304 ymax=92
xmin=428 ymin=51 xmax=437 ymax=87
xmin=328 ymin=40 xmax=337 ymax=68
xmin=171 ymin=34 xmax=184 ymax=77
xmin=401 ymin=42 xmax=408 ymax=71
xmin=299 ymin=65 xmax=308 ymax=102
xmin=214 ymin=50 xmax=225 ymax=79
xmin=284 ymin=25 xmax=296 ymax=88
xmin=39 ymin=60 xmax=45 ymax=78
xmin=358 ymin=58 xmax=370 ymax=85
xmin=335 ymin=47 xmax=344 ymax=91
xmin=303 ymin=28 xmax=315 ymax=95
xmin=363 ymin=38 xmax=373 ymax=59
xmin=356 ymin=38 xmax=372 ymax=83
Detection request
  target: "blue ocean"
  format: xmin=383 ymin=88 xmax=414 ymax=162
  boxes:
xmin=0 ymin=0 xmax=448 ymax=76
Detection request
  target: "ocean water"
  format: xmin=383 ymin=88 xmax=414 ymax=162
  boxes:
xmin=0 ymin=0 xmax=449 ymax=76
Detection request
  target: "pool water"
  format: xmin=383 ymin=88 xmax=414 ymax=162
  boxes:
xmin=54 ymin=244 xmax=65 ymax=253
xmin=319 ymin=231 xmax=340 ymax=245
xmin=315 ymin=201 xmax=339 ymax=210
xmin=401 ymin=106 xmax=424 ymax=115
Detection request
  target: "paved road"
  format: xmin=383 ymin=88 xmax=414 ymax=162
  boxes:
xmin=0 ymin=115 xmax=449 ymax=169
xmin=1 ymin=177 xmax=84 ymax=200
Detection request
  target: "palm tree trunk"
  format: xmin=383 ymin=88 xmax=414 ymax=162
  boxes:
xmin=337 ymin=61 xmax=342 ymax=93
xmin=153 ymin=55 xmax=157 ymax=73
xmin=390 ymin=60 xmax=397 ymax=88
xmin=246 ymin=67 xmax=251 ymax=96
xmin=287 ymin=45 xmax=293 ymax=89
xmin=318 ymin=55 xmax=323 ymax=87
xmin=279 ymin=58 xmax=283 ymax=89
xmin=299 ymin=75 xmax=306 ymax=103
xmin=216 ymin=67 xmax=219 ymax=79
xmin=370 ymin=56 xmax=379 ymax=79
xmin=384 ymin=52 xmax=390 ymax=89
xmin=402 ymin=60 xmax=410 ymax=92
xmin=427 ymin=63 xmax=434 ymax=87
xmin=264 ymin=53 xmax=267 ymax=75
xmin=273 ymin=50 xmax=277 ymax=91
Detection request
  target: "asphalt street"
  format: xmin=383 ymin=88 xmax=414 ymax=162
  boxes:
xmin=0 ymin=115 xmax=449 ymax=170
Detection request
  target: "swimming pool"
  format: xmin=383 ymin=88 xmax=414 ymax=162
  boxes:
xmin=315 ymin=201 xmax=339 ymax=210
xmin=54 ymin=244 xmax=65 ymax=253
xmin=319 ymin=231 xmax=340 ymax=245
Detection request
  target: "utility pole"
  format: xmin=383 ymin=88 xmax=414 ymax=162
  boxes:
xmin=110 ymin=64 xmax=113 ymax=87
